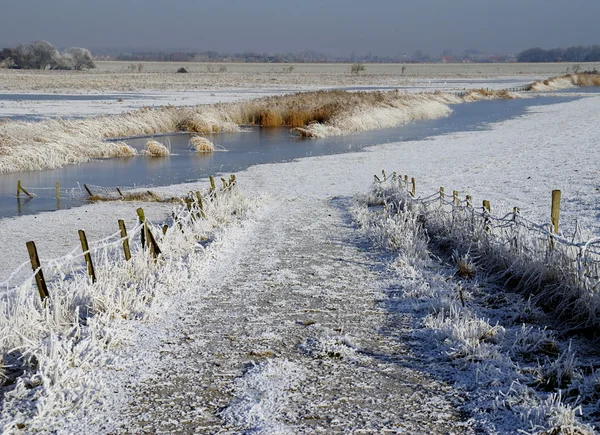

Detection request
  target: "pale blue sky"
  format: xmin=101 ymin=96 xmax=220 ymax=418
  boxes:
xmin=1 ymin=0 xmax=598 ymax=55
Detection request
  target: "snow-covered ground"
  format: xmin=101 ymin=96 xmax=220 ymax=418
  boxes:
xmin=0 ymin=89 xmax=599 ymax=433
xmin=0 ymin=89 xmax=284 ymax=120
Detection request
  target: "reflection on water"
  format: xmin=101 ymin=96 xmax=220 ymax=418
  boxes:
xmin=0 ymin=96 xmax=579 ymax=219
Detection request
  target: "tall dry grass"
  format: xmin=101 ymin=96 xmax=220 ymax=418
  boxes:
xmin=530 ymin=73 xmax=600 ymax=91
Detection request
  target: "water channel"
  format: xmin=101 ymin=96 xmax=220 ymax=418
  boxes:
xmin=0 ymin=94 xmax=588 ymax=219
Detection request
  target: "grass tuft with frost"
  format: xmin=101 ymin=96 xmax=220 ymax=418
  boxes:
xmin=142 ymin=139 xmax=170 ymax=156
xmin=189 ymin=136 xmax=215 ymax=153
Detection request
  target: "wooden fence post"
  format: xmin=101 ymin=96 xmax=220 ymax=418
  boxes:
xmin=440 ymin=187 xmax=444 ymax=202
xmin=26 ymin=241 xmax=49 ymax=302
xmin=137 ymin=208 xmax=146 ymax=250
xmin=229 ymin=174 xmax=236 ymax=188
xmin=483 ymin=200 xmax=491 ymax=232
xmin=550 ymin=190 xmax=561 ymax=250
xmin=196 ymin=192 xmax=205 ymax=219
xmin=483 ymin=200 xmax=491 ymax=213
xmin=209 ymin=176 xmax=216 ymax=198
xmin=511 ymin=207 xmax=520 ymax=251
xmin=453 ymin=190 xmax=459 ymax=206
xmin=118 ymin=220 xmax=131 ymax=261
xmin=56 ymin=181 xmax=61 ymax=209
xmin=146 ymin=227 xmax=162 ymax=260
xmin=551 ymin=190 xmax=561 ymax=235
xmin=411 ymin=177 xmax=416 ymax=197
xmin=466 ymin=195 xmax=472 ymax=207
xmin=83 ymin=184 xmax=93 ymax=197
xmin=78 ymin=230 xmax=96 ymax=283
xmin=17 ymin=180 xmax=33 ymax=199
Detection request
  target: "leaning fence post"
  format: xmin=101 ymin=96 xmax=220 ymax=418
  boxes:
xmin=410 ymin=177 xmax=416 ymax=197
xmin=118 ymin=220 xmax=132 ymax=261
xmin=146 ymin=226 xmax=162 ymax=260
xmin=17 ymin=180 xmax=33 ymax=199
xmin=137 ymin=208 xmax=146 ymax=250
xmin=26 ymin=241 xmax=50 ymax=301
xmin=78 ymin=230 xmax=96 ymax=283
xmin=83 ymin=184 xmax=93 ymax=197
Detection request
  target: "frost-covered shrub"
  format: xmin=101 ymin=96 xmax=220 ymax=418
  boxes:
xmin=65 ymin=47 xmax=96 ymax=70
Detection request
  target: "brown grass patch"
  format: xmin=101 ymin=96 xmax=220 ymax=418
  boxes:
xmin=144 ymin=139 xmax=170 ymax=156
xmin=189 ymin=136 xmax=214 ymax=153
xmin=574 ymin=72 xmax=600 ymax=87
xmin=468 ymin=88 xmax=515 ymax=99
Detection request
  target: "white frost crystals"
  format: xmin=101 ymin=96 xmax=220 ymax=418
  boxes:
xmin=0 ymin=184 xmax=258 ymax=433
xmin=222 ymin=359 xmax=306 ymax=435
xmin=352 ymin=179 xmax=597 ymax=434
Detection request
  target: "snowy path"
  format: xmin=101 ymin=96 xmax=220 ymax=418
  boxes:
xmin=118 ymin=196 xmax=473 ymax=434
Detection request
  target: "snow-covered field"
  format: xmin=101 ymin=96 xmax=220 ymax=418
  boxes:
xmin=0 ymin=73 xmax=599 ymax=433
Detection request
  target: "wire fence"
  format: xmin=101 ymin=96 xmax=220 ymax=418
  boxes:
xmin=374 ymin=172 xmax=600 ymax=326
xmin=1 ymin=175 xmax=233 ymax=300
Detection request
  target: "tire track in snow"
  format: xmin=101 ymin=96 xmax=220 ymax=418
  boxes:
xmin=117 ymin=196 xmax=474 ymax=434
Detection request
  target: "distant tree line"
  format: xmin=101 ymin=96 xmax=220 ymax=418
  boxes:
xmin=111 ymin=48 xmax=516 ymax=64
xmin=0 ymin=40 xmax=95 ymax=70
xmin=517 ymin=45 xmax=600 ymax=63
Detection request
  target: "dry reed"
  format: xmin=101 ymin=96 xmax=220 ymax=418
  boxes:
xmin=144 ymin=139 xmax=170 ymax=156
xmin=530 ymin=73 xmax=600 ymax=91
xmin=189 ymin=136 xmax=215 ymax=153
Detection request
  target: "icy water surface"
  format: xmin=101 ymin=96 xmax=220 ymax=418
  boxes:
xmin=0 ymin=95 xmax=579 ymax=218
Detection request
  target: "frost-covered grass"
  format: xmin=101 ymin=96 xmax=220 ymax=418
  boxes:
xmin=0 ymin=183 xmax=258 ymax=433
xmin=375 ymin=175 xmax=600 ymax=328
xmin=142 ymin=138 xmax=170 ymax=156
xmin=353 ymin=178 xmax=600 ymax=433
xmin=531 ymin=73 xmax=600 ymax=91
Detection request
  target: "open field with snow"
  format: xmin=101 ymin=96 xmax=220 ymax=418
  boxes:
xmin=2 ymin=62 xmax=599 ymax=95
xmin=1 ymin=68 xmax=600 ymax=433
